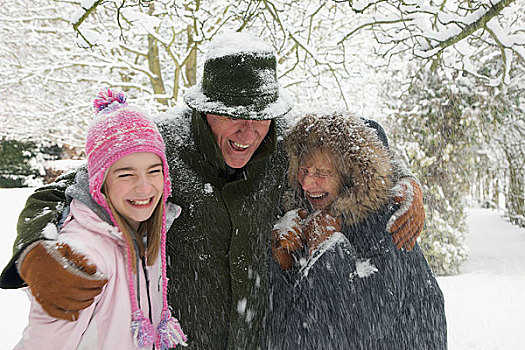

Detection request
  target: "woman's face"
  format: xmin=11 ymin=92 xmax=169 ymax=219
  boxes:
xmin=104 ymin=152 xmax=164 ymax=231
xmin=297 ymin=149 xmax=342 ymax=211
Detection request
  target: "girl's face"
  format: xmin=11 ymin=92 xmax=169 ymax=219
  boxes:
xmin=104 ymin=152 xmax=164 ymax=231
xmin=298 ymin=149 xmax=342 ymax=211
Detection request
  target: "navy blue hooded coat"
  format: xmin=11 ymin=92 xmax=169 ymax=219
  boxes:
xmin=269 ymin=113 xmax=447 ymax=349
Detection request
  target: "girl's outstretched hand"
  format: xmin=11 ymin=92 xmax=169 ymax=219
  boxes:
xmin=19 ymin=241 xmax=108 ymax=321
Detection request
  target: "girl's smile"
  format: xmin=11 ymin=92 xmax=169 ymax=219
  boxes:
xmin=104 ymin=152 xmax=164 ymax=231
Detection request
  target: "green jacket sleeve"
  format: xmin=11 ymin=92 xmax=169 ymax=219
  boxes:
xmin=0 ymin=170 xmax=77 ymax=289
xmin=363 ymin=117 xmax=418 ymax=184
xmin=391 ymin=152 xmax=419 ymax=184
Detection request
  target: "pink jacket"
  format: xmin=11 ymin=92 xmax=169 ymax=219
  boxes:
xmin=16 ymin=199 xmax=180 ymax=349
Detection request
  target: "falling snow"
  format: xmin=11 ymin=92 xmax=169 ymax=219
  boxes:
xmin=1 ymin=189 xmax=524 ymax=348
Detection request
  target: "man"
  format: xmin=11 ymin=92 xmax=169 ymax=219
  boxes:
xmin=1 ymin=32 xmax=424 ymax=349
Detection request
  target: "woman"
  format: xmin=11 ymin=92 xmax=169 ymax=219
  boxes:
xmin=270 ymin=112 xmax=447 ymax=349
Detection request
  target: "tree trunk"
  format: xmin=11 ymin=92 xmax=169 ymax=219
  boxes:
xmin=492 ymin=177 xmax=500 ymax=209
xmin=185 ymin=25 xmax=197 ymax=87
xmin=504 ymin=145 xmax=525 ymax=227
xmin=147 ymin=4 xmax=167 ymax=106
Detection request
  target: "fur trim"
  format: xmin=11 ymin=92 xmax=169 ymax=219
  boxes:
xmin=284 ymin=113 xmax=393 ymax=226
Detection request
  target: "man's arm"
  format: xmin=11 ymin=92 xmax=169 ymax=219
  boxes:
xmin=0 ymin=170 xmax=75 ymax=288
xmin=363 ymin=118 xmax=425 ymax=250
xmin=386 ymin=147 xmax=425 ymax=250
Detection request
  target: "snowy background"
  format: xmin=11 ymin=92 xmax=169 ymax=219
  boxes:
xmin=1 ymin=0 xmax=523 ymax=277
xmin=1 ymin=0 xmax=524 ymax=348
xmin=1 ymin=188 xmax=524 ymax=349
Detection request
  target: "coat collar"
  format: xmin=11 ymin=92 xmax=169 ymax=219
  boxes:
xmin=67 ymin=199 xmax=180 ymax=244
xmin=67 ymin=199 xmax=123 ymax=242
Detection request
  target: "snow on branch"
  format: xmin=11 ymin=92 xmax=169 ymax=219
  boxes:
xmin=262 ymin=0 xmax=351 ymax=108
xmin=337 ymin=0 xmax=523 ymax=86
xmin=71 ymin=0 xmax=102 ymax=46
xmin=427 ymin=0 xmax=516 ymax=53
xmin=71 ymin=0 xmax=101 ymax=30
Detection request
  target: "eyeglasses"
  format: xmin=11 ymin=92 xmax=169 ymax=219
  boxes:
xmin=298 ymin=166 xmax=336 ymax=180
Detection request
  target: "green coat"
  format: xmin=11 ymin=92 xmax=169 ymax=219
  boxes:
xmin=1 ymin=107 xmax=288 ymax=350
xmin=157 ymin=109 xmax=287 ymax=349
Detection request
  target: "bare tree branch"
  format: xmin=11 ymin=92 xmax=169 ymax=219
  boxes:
xmin=428 ymin=0 xmax=516 ymax=52
xmin=72 ymin=0 xmax=103 ymax=31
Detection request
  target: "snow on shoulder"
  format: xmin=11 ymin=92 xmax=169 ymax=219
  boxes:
xmin=205 ymin=32 xmax=274 ymax=60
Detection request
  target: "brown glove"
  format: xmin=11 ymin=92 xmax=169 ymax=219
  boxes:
xmin=19 ymin=241 xmax=108 ymax=321
xmin=387 ymin=178 xmax=425 ymax=250
xmin=302 ymin=210 xmax=342 ymax=257
xmin=271 ymin=209 xmax=308 ymax=270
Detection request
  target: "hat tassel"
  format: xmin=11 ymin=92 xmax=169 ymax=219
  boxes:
xmin=131 ymin=310 xmax=156 ymax=348
xmin=156 ymin=309 xmax=188 ymax=349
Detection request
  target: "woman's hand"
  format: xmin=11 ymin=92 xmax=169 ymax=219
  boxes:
xmin=271 ymin=209 xmax=308 ymax=270
xmin=302 ymin=210 xmax=342 ymax=257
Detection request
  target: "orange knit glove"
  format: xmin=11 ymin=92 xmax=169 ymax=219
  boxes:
xmin=19 ymin=241 xmax=108 ymax=321
xmin=387 ymin=178 xmax=425 ymax=250
xmin=302 ymin=210 xmax=342 ymax=257
xmin=271 ymin=209 xmax=308 ymax=270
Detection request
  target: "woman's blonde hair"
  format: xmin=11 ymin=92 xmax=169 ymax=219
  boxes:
xmin=105 ymin=193 xmax=164 ymax=273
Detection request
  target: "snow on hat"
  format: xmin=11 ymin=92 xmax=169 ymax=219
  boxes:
xmin=86 ymin=89 xmax=186 ymax=349
xmin=184 ymin=32 xmax=293 ymax=120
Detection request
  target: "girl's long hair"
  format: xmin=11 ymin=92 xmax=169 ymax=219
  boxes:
xmin=105 ymin=193 xmax=164 ymax=273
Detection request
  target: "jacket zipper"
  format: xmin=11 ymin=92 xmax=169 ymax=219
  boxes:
xmin=131 ymin=232 xmax=156 ymax=349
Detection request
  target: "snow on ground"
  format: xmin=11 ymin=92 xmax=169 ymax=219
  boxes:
xmin=0 ymin=188 xmax=524 ymax=349
xmin=439 ymin=207 xmax=525 ymax=349
xmin=0 ymin=188 xmax=35 ymax=349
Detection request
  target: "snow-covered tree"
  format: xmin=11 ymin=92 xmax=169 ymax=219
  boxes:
xmin=385 ymin=67 xmax=489 ymax=275
xmin=2 ymin=0 xmax=385 ymax=146
xmin=3 ymin=0 xmax=522 ymax=147
xmin=68 ymin=0 xmax=386 ymax=114
xmin=0 ymin=0 xmax=95 ymax=147
xmin=479 ymin=84 xmax=525 ymax=227
xmin=499 ymin=118 xmax=525 ymax=227
xmin=385 ymin=47 xmax=523 ymax=271
xmin=2 ymin=0 xmax=523 ymax=273
xmin=337 ymin=0 xmax=524 ymax=87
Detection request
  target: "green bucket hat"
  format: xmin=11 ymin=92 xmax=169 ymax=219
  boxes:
xmin=184 ymin=32 xmax=293 ymax=120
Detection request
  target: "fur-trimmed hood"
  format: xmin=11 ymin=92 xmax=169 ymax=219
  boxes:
xmin=284 ymin=112 xmax=393 ymax=226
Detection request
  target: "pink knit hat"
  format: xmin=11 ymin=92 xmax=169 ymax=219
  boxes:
xmin=86 ymin=88 xmax=187 ymax=349
xmin=86 ymin=89 xmax=171 ymax=204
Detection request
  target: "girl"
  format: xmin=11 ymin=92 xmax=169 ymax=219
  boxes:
xmin=270 ymin=112 xmax=447 ymax=349
xmin=16 ymin=89 xmax=187 ymax=349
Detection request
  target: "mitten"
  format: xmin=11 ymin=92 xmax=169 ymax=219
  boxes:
xmin=19 ymin=241 xmax=108 ymax=321
xmin=387 ymin=178 xmax=425 ymax=250
xmin=302 ymin=210 xmax=342 ymax=257
xmin=271 ymin=209 xmax=308 ymax=270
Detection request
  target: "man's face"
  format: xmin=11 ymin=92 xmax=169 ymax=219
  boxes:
xmin=206 ymin=114 xmax=271 ymax=168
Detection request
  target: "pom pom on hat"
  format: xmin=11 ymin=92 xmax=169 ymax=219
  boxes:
xmin=93 ymin=88 xmax=127 ymax=114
